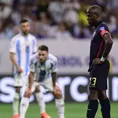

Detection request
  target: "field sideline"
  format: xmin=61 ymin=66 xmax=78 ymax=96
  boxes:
xmin=0 ymin=102 xmax=118 ymax=118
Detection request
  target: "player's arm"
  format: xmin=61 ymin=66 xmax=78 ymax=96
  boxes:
xmin=28 ymin=71 xmax=34 ymax=89
xmin=101 ymin=33 xmax=113 ymax=61
xmin=93 ymin=29 xmax=113 ymax=64
xmin=28 ymin=58 xmax=36 ymax=88
xmin=10 ymin=52 xmax=22 ymax=72
xmin=10 ymin=52 xmax=18 ymax=68
xmin=51 ymin=58 xmax=58 ymax=87
xmin=51 ymin=72 xmax=57 ymax=87
xmin=9 ymin=38 xmax=23 ymax=73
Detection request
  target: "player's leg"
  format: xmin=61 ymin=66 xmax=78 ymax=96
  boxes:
xmin=41 ymin=79 xmax=65 ymax=118
xmin=98 ymin=90 xmax=111 ymax=118
xmin=12 ymin=87 xmax=21 ymax=118
xmin=35 ymin=86 xmax=51 ymax=118
xmin=53 ymin=85 xmax=65 ymax=118
xmin=86 ymin=62 xmax=108 ymax=118
xmin=98 ymin=60 xmax=110 ymax=118
xmin=86 ymin=74 xmax=99 ymax=118
xmin=20 ymin=88 xmax=31 ymax=118
xmin=35 ymin=86 xmax=45 ymax=113
xmin=20 ymin=82 xmax=37 ymax=118
xmin=12 ymin=74 xmax=23 ymax=118
xmin=86 ymin=89 xmax=99 ymax=118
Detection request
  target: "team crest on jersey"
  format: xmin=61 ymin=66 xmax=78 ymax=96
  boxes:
xmin=100 ymin=27 xmax=105 ymax=31
xmin=41 ymin=66 xmax=45 ymax=70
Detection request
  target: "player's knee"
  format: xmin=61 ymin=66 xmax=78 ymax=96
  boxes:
xmin=24 ymin=91 xmax=30 ymax=98
xmin=54 ymin=92 xmax=62 ymax=99
xmin=88 ymin=94 xmax=97 ymax=100
xmin=54 ymin=89 xmax=62 ymax=99
xmin=88 ymin=92 xmax=98 ymax=100
xmin=35 ymin=86 xmax=40 ymax=93
xmin=14 ymin=92 xmax=20 ymax=100
xmin=102 ymin=95 xmax=107 ymax=99
xmin=15 ymin=87 xmax=21 ymax=93
xmin=98 ymin=91 xmax=107 ymax=100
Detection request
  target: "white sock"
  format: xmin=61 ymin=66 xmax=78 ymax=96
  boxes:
xmin=35 ymin=92 xmax=46 ymax=113
xmin=20 ymin=97 xmax=29 ymax=118
xmin=13 ymin=92 xmax=20 ymax=115
xmin=55 ymin=98 xmax=65 ymax=118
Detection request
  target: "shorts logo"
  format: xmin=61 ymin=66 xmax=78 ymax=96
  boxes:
xmin=89 ymin=77 xmax=97 ymax=87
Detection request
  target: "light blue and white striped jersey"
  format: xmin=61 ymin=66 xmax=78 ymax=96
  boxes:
xmin=30 ymin=53 xmax=58 ymax=82
xmin=9 ymin=33 xmax=37 ymax=75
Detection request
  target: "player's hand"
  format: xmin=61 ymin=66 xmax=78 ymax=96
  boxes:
xmin=92 ymin=58 xmax=103 ymax=65
xmin=17 ymin=67 xmax=23 ymax=73
xmin=53 ymin=85 xmax=58 ymax=93
xmin=53 ymin=85 xmax=62 ymax=99
xmin=27 ymin=88 xmax=32 ymax=96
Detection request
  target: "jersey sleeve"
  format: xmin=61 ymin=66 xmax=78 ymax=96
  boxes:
xmin=9 ymin=37 xmax=16 ymax=53
xmin=99 ymin=25 xmax=110 ymax=37
xmin=32 ymin=37 xmax=37 ymax=54
xmin=29 ymin=58 xmax=36 ymax=72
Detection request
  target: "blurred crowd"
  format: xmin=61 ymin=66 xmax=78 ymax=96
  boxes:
xmin=0 ymin=0 xmax=118 ymax=40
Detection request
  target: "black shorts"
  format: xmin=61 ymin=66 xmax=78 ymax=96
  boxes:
xmin=89 ymin=59 xmax=110 ymax=90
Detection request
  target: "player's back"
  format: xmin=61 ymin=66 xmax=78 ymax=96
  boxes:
xmin=10 ymin=33 xmax=37 ymax=75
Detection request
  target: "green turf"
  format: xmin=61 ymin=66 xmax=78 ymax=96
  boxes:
xmin=0 ymin=102 xmax=118 ymax=118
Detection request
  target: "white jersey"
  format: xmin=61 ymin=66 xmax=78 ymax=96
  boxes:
xmin=9 ymin=33 xmax=37 ymax=75
xmin=30 ymin=53 xmax=58 ymax=82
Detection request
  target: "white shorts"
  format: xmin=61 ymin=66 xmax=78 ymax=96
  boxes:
xmin=14 ymin=73 xmax=28 ymax=87
xmin=31 ymin=78 xmax=56 ymax=93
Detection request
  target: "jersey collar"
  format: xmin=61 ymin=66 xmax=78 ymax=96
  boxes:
xmin=95 ymin=20 xmax=103 ymax=28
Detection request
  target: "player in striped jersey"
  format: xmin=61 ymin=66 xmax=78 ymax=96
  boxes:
xmin=20 ymin=45 xmax=65 ymax=118
xmin=10 ymin=20 xmax=50 ymax=118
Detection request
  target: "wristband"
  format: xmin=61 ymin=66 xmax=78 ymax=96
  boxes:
xmin=100 ymin=57 xmax=105 ymax=62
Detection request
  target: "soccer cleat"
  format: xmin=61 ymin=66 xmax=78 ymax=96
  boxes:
xmin=41 ymin=112 xmax=51 ymax=118
xmin=12 ymin=114 xmax=20 ymax=118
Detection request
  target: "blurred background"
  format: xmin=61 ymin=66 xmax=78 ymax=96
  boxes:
xmin=0 ymin=0 xmax=118 ymax=118
xmin=1 ymin=0 xmax=118 ymax=39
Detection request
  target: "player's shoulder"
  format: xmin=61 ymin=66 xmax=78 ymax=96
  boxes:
xmin=98 ymin=22 xmax=109 ymax=31
xmin=30 ymin=53 xmax=38 ymax=63
xmin=11 ymin=33 xmax=21 ymax=42
xmin=48 ymin=53 xmax=58 ymax=62
xmin=28 ymin=33 xmax=36 ymax=40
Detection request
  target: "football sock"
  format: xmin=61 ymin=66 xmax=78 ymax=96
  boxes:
xmin=86 ymin=100 xmax=98 ymax=118
xmin=13 ymin=92 xmax=20 ymax=115
xmin=55 ymin=98 xmax=65 ymax=118
xmin=20 ymin=97 xmax=29 ymax=118
xmin=99 ymin=98 xmax=111 ymax=118
xmin=35 ymin=92 xmax=46 ymax=113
